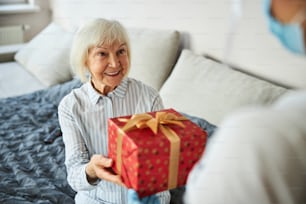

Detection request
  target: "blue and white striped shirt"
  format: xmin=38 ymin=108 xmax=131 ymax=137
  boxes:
xmin=58 ymin=77 xmax=170 ymax=204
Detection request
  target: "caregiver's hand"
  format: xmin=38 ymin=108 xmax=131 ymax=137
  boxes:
xmin=85 ymin=154 xmax=123 ymax=186
xmin=128 ymin=189 xmax=160 ymax=204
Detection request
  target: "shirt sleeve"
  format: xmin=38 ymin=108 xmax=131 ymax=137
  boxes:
xmin=185 ymin=94 xmax=306 ymax=204
xmin=58 ymin=97 xmax=98 ymax=191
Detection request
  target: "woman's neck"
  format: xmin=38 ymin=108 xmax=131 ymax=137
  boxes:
xmin=91 ymin=80 xmax=114 ymax=95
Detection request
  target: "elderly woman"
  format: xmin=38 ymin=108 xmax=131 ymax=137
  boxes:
xmin=58 ymin=18 xmax=170 ymax=204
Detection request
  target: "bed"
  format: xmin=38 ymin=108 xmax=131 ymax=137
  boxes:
xmin=0 ymin=77 xmax=217 ymax=203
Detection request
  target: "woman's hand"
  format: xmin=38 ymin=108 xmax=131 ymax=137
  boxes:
xmin=85 ymin=154 xmax=123 ymax=186
xmin=128 ymin=189 xmax=160 ymax=204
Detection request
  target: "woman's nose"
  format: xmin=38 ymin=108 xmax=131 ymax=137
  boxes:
xmin=108 ymin=54 xmax=120 ymax=68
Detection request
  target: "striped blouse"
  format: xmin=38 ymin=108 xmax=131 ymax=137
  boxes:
xmin=58 ymin=77 xmax=170 ymax=204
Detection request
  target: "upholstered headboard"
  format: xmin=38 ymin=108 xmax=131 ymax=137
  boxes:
xmin=50 ymin=0 xmax=306 ymax=88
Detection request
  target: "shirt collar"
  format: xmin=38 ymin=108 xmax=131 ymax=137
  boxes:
xmin=87 ymin=82 xmax=101 ymax=105
xmin=112 ymin=77 xmax=128 ymax=98
xmin=87 ymin=78 xmax=128 ymax=105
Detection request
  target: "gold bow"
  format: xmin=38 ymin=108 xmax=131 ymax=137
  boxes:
xmin=119 ymin=111 xmax=187 ymax=134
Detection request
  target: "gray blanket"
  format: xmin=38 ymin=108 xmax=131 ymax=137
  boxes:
xmin=0 ymin=78 xmax=216 ymax=204
xmin=0 ymin=79 xmax=82 ymax=204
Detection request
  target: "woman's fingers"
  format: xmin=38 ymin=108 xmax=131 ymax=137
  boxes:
xmin=96 ymin=168 xmax=124 ymax=186
xmin=96 ymin=155 xmax=112 ymax=167
xmin=86 ymin=154 xmax=124 ymax=186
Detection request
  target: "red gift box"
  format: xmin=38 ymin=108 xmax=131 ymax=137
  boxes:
xmin=108 ymin=108 xmax=207 ymax=197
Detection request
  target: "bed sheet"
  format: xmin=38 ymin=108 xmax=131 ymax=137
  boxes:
xmin=0 ymin=62 xmax=45 ymax=99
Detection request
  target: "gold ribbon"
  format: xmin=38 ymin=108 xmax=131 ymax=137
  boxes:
xmin=116 ymin=111 xmax=187 ymax=189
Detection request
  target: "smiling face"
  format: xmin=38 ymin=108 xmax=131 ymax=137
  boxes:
xmin=86 ymin=41 xmax=130 ymax=95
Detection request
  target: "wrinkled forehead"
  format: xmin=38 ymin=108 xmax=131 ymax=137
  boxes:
xmin=96 ymin=39 xmax=127 ymax=49
xmin=87 ymin=36 xmax=128 ymax=55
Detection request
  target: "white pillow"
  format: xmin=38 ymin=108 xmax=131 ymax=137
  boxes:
xmin=15 ymin=23 xmax=74 ymax=87
xmin=159 ymin=49 xmax=288 ymax=125
xmin=127 ymin=28 xmax=180 ymax=91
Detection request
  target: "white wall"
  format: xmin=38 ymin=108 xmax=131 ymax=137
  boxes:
xmin=0 ymin=0 xmax=51 ymax=42
xmin=50 ymin=0 xmax=306 ymax=88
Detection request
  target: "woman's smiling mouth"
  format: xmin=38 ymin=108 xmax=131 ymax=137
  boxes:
xmin=104 ymin=69 xmax=122 ymax=76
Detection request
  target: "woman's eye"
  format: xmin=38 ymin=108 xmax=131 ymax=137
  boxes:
xmin=118 ymin=49 xmax=127 ymax=55
xmin=98 ymin=52 xmax=106 ymax=57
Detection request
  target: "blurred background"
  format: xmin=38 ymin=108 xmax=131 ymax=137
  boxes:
xmin=1 ymin=0 xmax=305 ymax=88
